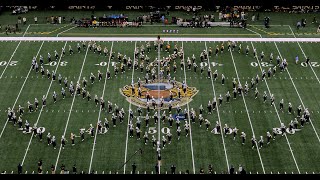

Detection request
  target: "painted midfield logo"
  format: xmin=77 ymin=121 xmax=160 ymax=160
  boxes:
xmin=120 ymin=79 xmax=199 ymax=109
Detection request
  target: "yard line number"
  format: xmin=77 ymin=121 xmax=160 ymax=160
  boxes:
xmin=148 ymin=127 xmax=171 ymax=135
xmin=250 ymin=62 xmax=273 ymax=67
xmin=301 ymin=62 xmax=319 ymax=67
xmin=45 ymin=61 xmax=68 ymax=66
xmin=0 ymin=61 xmax=18 ymax=66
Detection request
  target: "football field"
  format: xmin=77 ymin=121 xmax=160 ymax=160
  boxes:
xmin=0 ymin=36 xmax=320 ymax=174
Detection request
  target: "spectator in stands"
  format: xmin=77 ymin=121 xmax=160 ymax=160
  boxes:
xmin=312 ymin=16 xmax=317 ymax=24
xmin=296 ymin=21 xmax=301 ymax=30
xmin=251 ymin=14 xmax=255 ymax=22
xmin=22 ymin=17 xmax=26 ymax=25
xmin=5 ymin=25 xmax=9 ymax=35
xmin=302 ymin=18 xmax=307 ymax=28
xmin=18 ymin=16 xmax=22 ymax=24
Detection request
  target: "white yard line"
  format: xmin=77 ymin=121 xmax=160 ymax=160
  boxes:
xmin=2 ymin=37 xmax=320 ymax=42
xmin=229 ymin=47 xmax=266 ymax=174
xmin=182 ymin=42 xmax=196 ymax=174
xmin=57 ymin=26 xmax=77 ymax=37
xmin=23 ymin=25 xmax=30 ymax=37
xmin=157 ymin=41 xmax=161 ymax=174
xmin=274 ymin=42 xmax=320 ymax=144
xmin=0 ymin=41 xmax=44 ymax=140
xmin=123 ymin=41 xmax=137 ymax=174
xmin=204 ymin=42 xmax=230 ymax=172
xmin=246 ymin=28 xmax=262 ymax=38
xmin=88 ymin=41 xmax=114 ymax=173
xmin=21 ymin=41 xmax=67 ymax=165
xmin=54 ymin=45 xmax=89 ymax=168
xmin=251 ymin=42 xmax=301 ymax=174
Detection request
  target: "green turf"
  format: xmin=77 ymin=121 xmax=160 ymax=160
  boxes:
xmin=1 ymin=10 xmax=320 ymax=174
xmin=0 ymin=39 xmax=320 ymax=174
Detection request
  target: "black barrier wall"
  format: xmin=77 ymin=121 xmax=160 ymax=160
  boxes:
xmin=0 ymin=0 xmax=320 ymax=10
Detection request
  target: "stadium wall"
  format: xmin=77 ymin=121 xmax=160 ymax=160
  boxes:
xmin=0 ymin=0 xmax=320 ymax=10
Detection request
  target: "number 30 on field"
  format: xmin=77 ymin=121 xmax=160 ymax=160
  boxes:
xmin=0 ymin=61 xmax=18 ymax=66
xmin=47 ymin=61 xmax=68 ymax=66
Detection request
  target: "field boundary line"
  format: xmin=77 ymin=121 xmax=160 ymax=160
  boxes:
xmin=204 ymin=42 xmax=230 ymax=172
xmin=88 ymin=41 xmax=114 ymax=173
xmin=54 ymin=44 xmax=90 ymax=168
xmin=229 ymin=46 xmax=266 ymax=174
xmin=246 ymin=28 xmax=262 ymax=38
xmin=182 ymin=42 xmax=196 ymax=174
xmin=1 ymin=37 xmax=320 ymax=42
xmin=57 ymin=26 xmax=77 ymax=37
xmin=0 ymin=41 xmax=44 ymax=140
xmin=21 ymin=41 xmax=67 ymax=165
xmin=123 ymin=42 xmax=137 ymax=174
xmin=274 ymin=42 xmax=320 ymax=144
xmin=251 ymin=42 xmax=300 ymax=173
